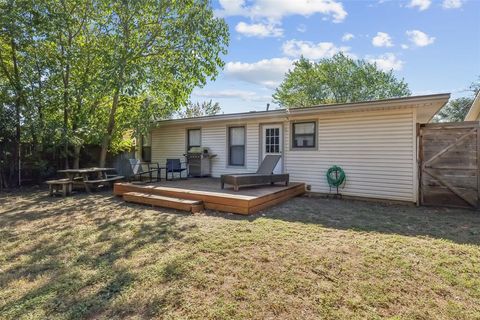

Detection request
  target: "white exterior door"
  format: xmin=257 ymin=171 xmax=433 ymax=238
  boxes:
xmin=262 ymin=124 xmax=283 ymax=174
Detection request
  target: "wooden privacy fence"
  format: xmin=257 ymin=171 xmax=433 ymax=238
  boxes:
xmin=419 ymin=122 xmax=479 ymax=209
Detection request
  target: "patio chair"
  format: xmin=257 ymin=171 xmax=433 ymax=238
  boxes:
xmin=147 ymin=162 xmax=165 ymax=182
xmin=165 ymin=158 xmax=188 ymax=181
xmin=128 ymin=159 xmax=157 ymax=182
xmin=220 ymin=155 xmax=289 ymax=191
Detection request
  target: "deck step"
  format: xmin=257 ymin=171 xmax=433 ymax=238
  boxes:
xmin=123 ymin=192 xmax=204 ymax=213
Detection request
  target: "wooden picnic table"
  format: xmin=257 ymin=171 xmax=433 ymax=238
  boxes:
xmin=57 ymin=167 xmax=120 ymax=193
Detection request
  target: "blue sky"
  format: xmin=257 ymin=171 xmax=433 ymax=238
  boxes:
xmin=191 ymin=0 xmax=480 ymax=114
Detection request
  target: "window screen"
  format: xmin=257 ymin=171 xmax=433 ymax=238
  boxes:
xmin=188 ymin=129 xmax=201 ymax=150
xmin=292 ymin=122 xmax=316 ymax=148
xmin=229 ymin=126 xmax=245 ymax=166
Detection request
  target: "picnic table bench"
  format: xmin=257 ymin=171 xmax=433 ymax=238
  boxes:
xmin=83 ymin=175 xmax=124 ymax=192
xmin=46 ymin=178 xmax=73 ymax=197
xmin=47 ymin=167 xmax=124 ymax=195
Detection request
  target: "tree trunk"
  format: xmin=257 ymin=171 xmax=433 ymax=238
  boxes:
xmin=10 ymin=95 xmax=21 ymax=187
xmin=62 ymin=67 xmax=70 ymax=169
xmin=63 ymin=102 xmax=69 ymax=169
xmin=0 ymin=164 xmax=6 ymax=190
xmin=99 ymin=86 xmax=121 ymax=167
xmin=99 ymin=59 xmax=124 ymax=168
xmin=0 ymin=143 xmax=5 ymax=190
xmin=61 ymin=35 xmax=72 ymax=169
xmin=11 ymin=38 xmax=22 ymax=187
xmin=73 ymin=144 xmax=81 ymax=169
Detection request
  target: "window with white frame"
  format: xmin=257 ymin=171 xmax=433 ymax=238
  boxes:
xmin=187 ymin=128 xmax=201 ymax=151
xmin=292 ymin=122 xmax=316 ymax=149
xmin=228 ymin=126 xmax=245 ymax=166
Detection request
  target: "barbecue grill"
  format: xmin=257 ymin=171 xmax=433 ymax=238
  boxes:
xmin=184 ymin=147 xmax=217 ymax=177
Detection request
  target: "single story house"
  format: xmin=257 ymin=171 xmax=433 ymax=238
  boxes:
xmin=143 ymin=93 xmax=450 ymax=204
xmin=464 ymin=92 xmax=480 ymax=121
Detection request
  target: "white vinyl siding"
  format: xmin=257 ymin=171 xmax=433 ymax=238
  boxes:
xmin=150 ymin=106 xmax=417 ymax=202
xmin=151 ymin=126 xmax=186 ymax=166
xmin=284 ymin=108 xmax=416 ymax=202
xmin=202 ymin=122 xmax=259 ymax=175
xmin=152 ymin=121 xmax=261 ymax=176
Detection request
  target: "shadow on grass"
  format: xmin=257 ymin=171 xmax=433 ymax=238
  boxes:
xmin=0 ymin=189 xmax=196 ymax=319
xmin=1 ymin=187 xmax=479 ymax=318
xmin=206 ymin=196 xmax=480 ymax=246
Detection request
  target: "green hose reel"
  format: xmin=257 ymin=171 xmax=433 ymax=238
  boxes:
xmin=326 ymin=165 xmax=346 ymax=197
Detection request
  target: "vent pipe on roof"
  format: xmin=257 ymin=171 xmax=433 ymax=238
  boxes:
xmin=266 ymin=103 xmax=270 ymax=111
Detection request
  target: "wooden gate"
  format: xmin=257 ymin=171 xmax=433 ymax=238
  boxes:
xmin=419 ymin=122 xmax=479 ymax=209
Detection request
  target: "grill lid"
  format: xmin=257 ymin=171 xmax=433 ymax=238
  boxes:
xmin=188 ymin=146 xmax=211 ymax=154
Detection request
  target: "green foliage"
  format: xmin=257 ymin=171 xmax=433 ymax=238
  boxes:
xmin=273 ymin=53 xmax=411 ymax=108
xmin=94 ymin=0 xmax=229 ymax=165
xmin=177 ymin=100 xmax=221 ymax=118
xmin=435 ymin=97 xmax=474 ymax=122
xmin=469 ymin=76 xmax=480 ymax=95
xmin=434 ymin=77 xmax=479 ymax=122
xmin=0 ymin=0 xmax=229 ymax=177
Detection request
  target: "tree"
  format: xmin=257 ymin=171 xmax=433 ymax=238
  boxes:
xmin=0 ymin=0 xmax=33 ymax=186
xmin=435 ymin=97 xmax=474 ymax=122
xmin=273 ymin=53 xmax=411 ymax=108
xmin=177 ymin=100 xmax=221 ymax=118
xmin=96 ymin=0 xmax=228 ymax=167
xmin=0 ymin=0 xmax=229 ymax=184
xmin=435 ymin=77 xmax=480 ymax=122
xmin=0 ymin=78 xmax=17 ymax=189
xmin=43 ymin=0 xmax=103 ymax=168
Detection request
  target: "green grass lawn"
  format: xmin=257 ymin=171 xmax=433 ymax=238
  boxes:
xmin=1 ymin=189 xmax=479 ymax=319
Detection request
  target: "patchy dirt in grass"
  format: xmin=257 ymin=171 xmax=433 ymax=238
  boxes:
xmin=0 ymin=188 xmax=479 ymax=319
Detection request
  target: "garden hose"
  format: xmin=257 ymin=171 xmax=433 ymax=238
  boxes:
xmin=326 ymin=165 xmax=346 ymax=188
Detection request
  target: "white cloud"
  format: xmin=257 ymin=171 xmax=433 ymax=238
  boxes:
xmin=407 ymin=0 xmax=431 ymax=11
xmin=372 ymin=32 xmax=394 ymax=47
xmin=297 ymin=24 xmax=307 ymax=33
xmin=224 ymin=58 xmax=294 ymax=88
xmin=193 ymin=89 xmax=269 ymax=102
xmin=216 ymin=0 xmax=248 ymax=16
xmin=401 ymin=44 xmax=409 ymax=49
xmin=217 ymin=0 xmax=347 ymax=23
xmin=367 ymin=53 xmax=404 ymax=71
xmin=406 ymin=30 xmax=435 ymax=47
xmin=235 ymin=21 xmax=283 ymax=38
xmin=342 ymin=33 xmax=354 ymax=42
xmin=282 ymin=40 xmax=350 ymax=59
xmin=442 ymin=0 xmax=463 ymax=9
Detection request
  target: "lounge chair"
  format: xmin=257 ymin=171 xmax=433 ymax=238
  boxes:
xmin=221 ymin=155 xmax=289 ymax=191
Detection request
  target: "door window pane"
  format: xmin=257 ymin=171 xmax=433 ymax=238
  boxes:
xmin=265 ymin=127 xmax=280 ymax=154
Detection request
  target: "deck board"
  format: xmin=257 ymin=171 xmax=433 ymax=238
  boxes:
xmin=123 ymin=192 xmax=204 ymax=213
xmin=114 ymin=178 xmax=305 ymax=214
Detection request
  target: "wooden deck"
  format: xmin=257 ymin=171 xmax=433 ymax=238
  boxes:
xmin=114 ymin=178 xmax=306 ymax=214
